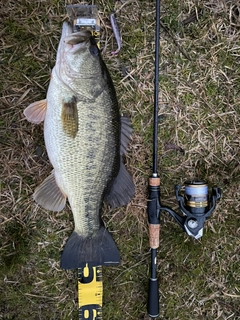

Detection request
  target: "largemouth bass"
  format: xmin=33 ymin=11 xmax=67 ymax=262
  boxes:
xmin=24 ymin=22 xmax=134 ymax=269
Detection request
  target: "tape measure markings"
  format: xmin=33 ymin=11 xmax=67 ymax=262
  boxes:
xmin=78 ymin=264 xmax=103 ymax=320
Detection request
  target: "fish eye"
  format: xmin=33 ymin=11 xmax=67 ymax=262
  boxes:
xmin=89 ymin=45 xmax=99 ymax=57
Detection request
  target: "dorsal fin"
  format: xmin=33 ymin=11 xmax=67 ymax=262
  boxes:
xmin=105 ymin=161 xmax=135 ymax=208
xmin=120 ymin=116 xmax=133 ymax=156
xmin=105 ymin=116 xmax=135 ymax=208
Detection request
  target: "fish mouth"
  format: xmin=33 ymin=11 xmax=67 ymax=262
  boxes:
xmin=63 ymin=22 xmax=92 ymax=53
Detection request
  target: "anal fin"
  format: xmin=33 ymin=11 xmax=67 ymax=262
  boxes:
xmin=33 ymin=171 xmax=66 ymax=212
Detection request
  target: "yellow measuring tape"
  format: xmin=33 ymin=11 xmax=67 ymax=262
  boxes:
xmin=78 ymin=264 xmax=103 ymax=320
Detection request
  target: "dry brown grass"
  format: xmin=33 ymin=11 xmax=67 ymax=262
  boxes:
xmin=1 ymin=0 xmax=240 ymax=319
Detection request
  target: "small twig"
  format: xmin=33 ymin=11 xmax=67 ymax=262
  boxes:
xmin=160 ymin=22 xmax=192 ymax=61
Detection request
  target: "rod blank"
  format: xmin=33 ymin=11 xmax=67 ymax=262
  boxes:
xmin=152 ymin=0 xmax=161 ymax=175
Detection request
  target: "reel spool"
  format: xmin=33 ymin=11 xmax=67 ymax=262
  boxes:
xmin=184 ymin=181 xmax=209 ymax=212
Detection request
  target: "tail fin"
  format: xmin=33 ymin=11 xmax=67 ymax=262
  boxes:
xmin=60 ymin=227 xmax=120 ymax=270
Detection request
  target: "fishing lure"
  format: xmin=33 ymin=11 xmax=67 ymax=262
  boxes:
xmin=110 ymin=13 xmax=122 ymax=55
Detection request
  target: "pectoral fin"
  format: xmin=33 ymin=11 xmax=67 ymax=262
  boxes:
xmin=61 ymin=96 xmax=78 ymax=138
xmin=33 ymin=171 xmax=66 ymax=212
xmin=24 ymin=99 xmax=47 ymax=124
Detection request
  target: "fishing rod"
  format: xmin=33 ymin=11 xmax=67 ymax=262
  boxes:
xmin=147 ymin=1 xmax=222 ymax=318
xmin=147 ymin=0 xmax=161 ymax=317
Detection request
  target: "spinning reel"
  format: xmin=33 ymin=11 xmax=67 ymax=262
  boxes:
xmin=148 ymin=179 xmax=222 ymax=240
xmin=162 ymin=180 xmax=222 ymax=239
